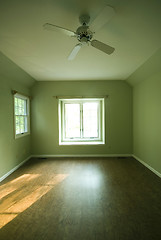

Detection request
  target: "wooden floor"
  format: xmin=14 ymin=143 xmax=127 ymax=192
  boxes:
xmin=0 ymin=157 xmax=161 ymax=240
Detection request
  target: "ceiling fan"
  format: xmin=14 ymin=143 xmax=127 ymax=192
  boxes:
xmin=43 ymin=5 xmax=115 ymax=60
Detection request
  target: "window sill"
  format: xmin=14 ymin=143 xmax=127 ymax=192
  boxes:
xmin=15 ymin=132 xmax=30 ymax=139
xmin=59 ymin=141 xmax=105 ymax=145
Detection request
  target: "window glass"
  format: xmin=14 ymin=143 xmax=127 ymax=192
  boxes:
xmin=65 ymin=103 xmax=80 ymax=138
xmin=83 ymin=102 xmax=98 ymax=138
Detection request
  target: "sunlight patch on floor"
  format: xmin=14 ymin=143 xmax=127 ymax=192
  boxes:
xmin=0 ymin=174 xmax=40 ymax=200
xmin=0 ymin=174 xmax=68 ymax=229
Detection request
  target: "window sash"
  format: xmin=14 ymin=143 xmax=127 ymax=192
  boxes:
xmin=64 ymin=102 xmax=100 ymax=140
xmin=82 ymin=102 xmax=99 ymax=139
xmin=59 ymin=98 xmax=104 ymax=144
xmin=15 ymin=116 xmax=28 ymax=134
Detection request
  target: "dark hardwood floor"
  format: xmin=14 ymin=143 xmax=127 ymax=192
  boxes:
xmin=0 ymin=157 xmax=161 ymax=240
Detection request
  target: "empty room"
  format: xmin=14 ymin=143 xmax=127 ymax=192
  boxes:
xmin=0 ymin=0 xmax=161 ymax=239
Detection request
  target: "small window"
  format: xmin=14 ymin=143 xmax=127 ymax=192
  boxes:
xmin=14 ymin=94 xmax=30 ymax=138
xmin=59 ymin=98 xmax=105 ymax=145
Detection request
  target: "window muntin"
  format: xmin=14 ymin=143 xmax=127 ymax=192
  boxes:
xmin=59 ymin=98 xmax=105 ymax=145
xmin=14 ymin=94 xmax=30 ymax=138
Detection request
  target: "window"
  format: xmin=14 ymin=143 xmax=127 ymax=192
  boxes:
xmin=59 ymin=98 xmax=105 ymax=145
xmin=14 ymin=94 xmax=30 ymax=138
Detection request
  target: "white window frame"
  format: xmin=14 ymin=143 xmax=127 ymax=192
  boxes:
xmin=14 ymin=93 xmax=30 ymax=139
xmin=59 ymin=98 xmax=105 ymax=145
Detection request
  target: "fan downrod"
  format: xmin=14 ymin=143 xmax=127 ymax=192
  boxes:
xmin=79 ymin=14 xmax=90 ymax=26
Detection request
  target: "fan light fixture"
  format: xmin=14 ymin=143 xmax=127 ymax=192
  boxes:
xmin=43 ymin=5 xmax=115 ymax=60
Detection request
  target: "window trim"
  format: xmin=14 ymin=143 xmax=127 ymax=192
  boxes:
xmin=13 ymin=93 xmax=30 ymax=139
xmin=58 ymin=98 xmax=105 ymax=145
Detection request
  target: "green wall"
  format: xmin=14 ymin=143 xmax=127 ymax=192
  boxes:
xmin=31 ymin=81 xmax=133 ymax=156
xmin=128 ymin=47 xmax=161 ymax=175
xmin=133 ymin=71 xmax=161 ymax=174
xmin=0 ymin=52 xmax=35 ymax=179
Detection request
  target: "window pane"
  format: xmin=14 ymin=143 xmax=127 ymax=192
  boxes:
xmin=16 ymin=116 xmax=20 ymax=134
xmin=15 ymin=98 xmax=18 ymax=115
xmin=24 ymin=117 xmax=28 ymax=132
xmin=21 ymin=99 xmax=25 ymax=115
xmin=83 ymin=102 xmax=98 ymax=138
xmin=65 ymin=103 xmax=80 ymax=138
xmin=20 ymin=116 xmax=25 ymax=133
xmin=24 ymin=100 xmax=27 ymax=115
xmin=18 ymin=98 xmax=22 ymax=115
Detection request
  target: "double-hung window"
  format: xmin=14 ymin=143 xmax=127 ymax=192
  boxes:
xmin=59 ymin=98 xmax=105 ymax=145
xmin=14 ymin=93 xmax=30 ymax=138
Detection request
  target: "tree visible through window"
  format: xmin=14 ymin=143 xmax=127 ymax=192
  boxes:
xmin=59 ymin=98 xmax=105 ymax=145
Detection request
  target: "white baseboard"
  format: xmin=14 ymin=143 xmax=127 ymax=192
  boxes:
xmin=31 ymin=154 xmax=132 ymax=158
xmin=0 ymin=156 xmax=31 ymax=183
xmin=132 ymin=155 xmax=161 ymax=178
xmin=1 ymin=154 xmax=160 ymax=182
xmin=32 ymin=154 xmax=161 ymax=178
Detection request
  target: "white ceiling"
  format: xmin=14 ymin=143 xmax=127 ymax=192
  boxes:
xmin=0 ymin=0 xmax=161 ymax=81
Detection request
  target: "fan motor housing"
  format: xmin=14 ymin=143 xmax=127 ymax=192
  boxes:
xmin=76 ymin=26 xmax=93 ymax=43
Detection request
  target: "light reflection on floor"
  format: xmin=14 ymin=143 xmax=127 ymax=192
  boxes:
xmin=0 ymin=174 xmax=40 ymax=200
xmin=0 ymin=174 xmax=68 ymax=229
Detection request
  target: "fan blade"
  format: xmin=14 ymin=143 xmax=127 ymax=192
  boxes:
xmin=90 ymin=5 xmax=115 ymax=32
xmin=68 ymin=44 xmax=82 ymax=60
xmin=91 ymin=40 xmax=115 ymax=55
xmin=43 ymin=23 xmax=76 ymax=37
